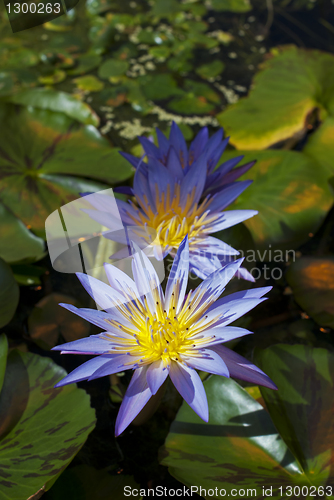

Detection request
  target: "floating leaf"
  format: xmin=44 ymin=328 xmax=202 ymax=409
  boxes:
xmin=256 ymin=344 xmax=334 ymax=486
xmin=11 ymin=264 xmax=45 ymax=286
xmin=150 ymin=0 xmax=181 ymax=16
xmin=162 ymin=344 xmax=334 ymax=495
xmin=0 ymin=258 xmax=19 ymax=329
xmin=161 ymin=376 xmax=306 ymax=496
xmin=0 ymin=72 xmax=15 ymax=96
xmin=0 ymin=347 xmax=96 ymax=500
xmin=38 ymin=70 xmax=67 ymax=85
xmin=98 ymin=59 xmax=129 ymax=79
xmin=217 ymin=46 xmax=334 ymax=149
xmin=139 ymin=73 xmax=184 ymax=100
xmin=46 ymin=465 xmax=141 ymax=500
xmin=168 ymin=94 xmax=215 ymax=114
xmin=196 ymin=60 xmax=225 ymax=79
xmin=211 ymin=0 xmax=252 ymax=11
xmin=184 ymin=79 xmax=220 ymax=103
xmin=303 ymin=116 xmax=334 ymax=176
xmin=28 ymin=293 xmax=90 ymax=350
xmin=224 ymin=149 xmax=332 ymax=249
xmin=73 ymin=75 xmax=104 ymax=92
xmin=286 ymin=257 xmax=334 ymax=328
xmin=6 ymin=88 xmax=99 ymax=127
xmin=0 ymin=203 xmax=45 ymax=263
xmin=0 ymin=103 xmax=132 ymax=235
xmin=67 ymin=53 xmax=102 ymax=76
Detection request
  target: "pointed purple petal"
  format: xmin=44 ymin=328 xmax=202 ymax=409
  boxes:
xmin=115 ymin=366 xmax=152 ymax=436
xmin=183 ymin=349 xmax=229 ymax=377
xmin=205 ymin=210 xmax=258 ymax=233
xmin=166 ymin=146 xmax=184 ymax=181
xmin=189 ymin=127 xmax=209 ymax=165
xmin=169 ymin=362 xmax=208 ymax=421
xmin=104 ymin=262 xmax=139 ymax=295
xmin=52 ymin=335 xmax=112 ymax=354
xmin=119 ymin=151 xmax=141 ymax=169
xmin=88 ymin=354 xmax=141 ymax=380
xmin=194 ymin=326 xmax=252 ymax=345
xmin=207 ymin=137 xmax=230 ymax=173
xmin=235 ymin=267 xmax=255 ymax=282
xmin=156 ymin=128 xmax=170 ymax=164
xmin=54 ymin=355 xmax=114 ymax=387
xmin=212 ymin=345 xmax=278 ymax=390
xmin=138 ymin=136 xmax=160 ymax=159
xmin=180 ymin=152 xmax=207 ymax=205
xmin=208 ymin=180 xmax=253 ymax=212
xmin=169 ymin=122 xmax=188 ymax=168
xmin=75 ymin=273 xmax=125 ymax=311
xmin=165 ymin=235 xmax=189 ymax=313
xmin=146 ymin=360 xmax=169 ymax=395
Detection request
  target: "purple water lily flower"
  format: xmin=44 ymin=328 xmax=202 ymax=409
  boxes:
xmin=119 ymin=122 xmax=255 ymax=198
xmin=52 ymin=236 xmax=277 ymax=436
xmin=83 ymin=123 xmax=257 ymax=280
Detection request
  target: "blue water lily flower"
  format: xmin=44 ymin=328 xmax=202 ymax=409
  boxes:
xmin=84 ymin=123 xmax=257 ymax=280
xmin=119 ymin=121 xmax=256 ymax=198
xmin=52 ymin=236 xmax=277 ymax=436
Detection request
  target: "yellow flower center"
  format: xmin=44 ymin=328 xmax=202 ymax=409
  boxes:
xmin=126 ymin=183 xmax=219 ymax=252
xmin=101 ymin=281 xmax=220 ymax=366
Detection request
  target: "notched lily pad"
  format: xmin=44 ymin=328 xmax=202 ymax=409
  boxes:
xmin=0 ymin=103 xmax=132 ymax=235
xmin=0 ymin=346 xmax=96 ymax=500
xmin=7 ymin=88 xmax=99 ymax=127
xmin=162 ymin=344 xmax=334 ymax=496
xmin=224 ymin=149 xmax=332 ymax=249
xmin=217 ymin=46 xmax=334 ymax=149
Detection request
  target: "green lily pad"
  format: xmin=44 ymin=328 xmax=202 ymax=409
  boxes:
xmin=162 ymin=344 xmax=334 ymax=495
xmin=98 ymin=59 xmax=129 ymax=79
xmin=0 ymin=258 xmax=19 ymax=329
xmin=150 ymin=0 xmax=181 ymax=17
xmin=0 ymin=203 xmax=45 ymax=263
xmin=303 ymin=117 xmax=334 ymax=176
xmin=196 ymin=60 xmax=225 ymax=79
xmin=6 ymin=88 xmax=99 ymax=126
xmin=139 ymin=73 xmax=184 ymax=100
xmin=217 ymin=46 xmax=334 ymax=149
xmin=256 ymin=344 xmax=334 ymax=486
xmin=46 ymin=465 xmax=141 ymax=500
xmin=185 ymin=79 xmax=221 ymax=103
xmin=224 ymin=149 xmax=332 ymax=249
xmin=73 ymin=75 xmax=104 ymax=92
xmin=10 ymin=264 xmax=45 ymax=286
xmin=210 ymin=0 xmax=252 ymax=11
xmin=0 ymin=346 xmax=96 ymax=500
xmin=161 ymin=376 xmax=306 ymax=496
xmin=286 ymin=257 xmax=334 ymax=328
xmin=28 ymin=293 xmax=90 ymax=350
xmin=38 ymin=70 xmax=67 ymax=85
xmin=0 ymin=72 xmax=15 ymax=96
xmin=67 ymin=53 xmax=102 ymax=76
xmin=168 ymin=94 xmax=215 ymax=114
xmin=0 ymin=103 xmax=132 ymax=235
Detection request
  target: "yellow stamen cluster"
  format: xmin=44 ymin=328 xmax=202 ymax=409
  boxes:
xmin=126 ymin=183 xmax=220 ymax=251
xmin=101 ymin=280 xmax=220 ymax=367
